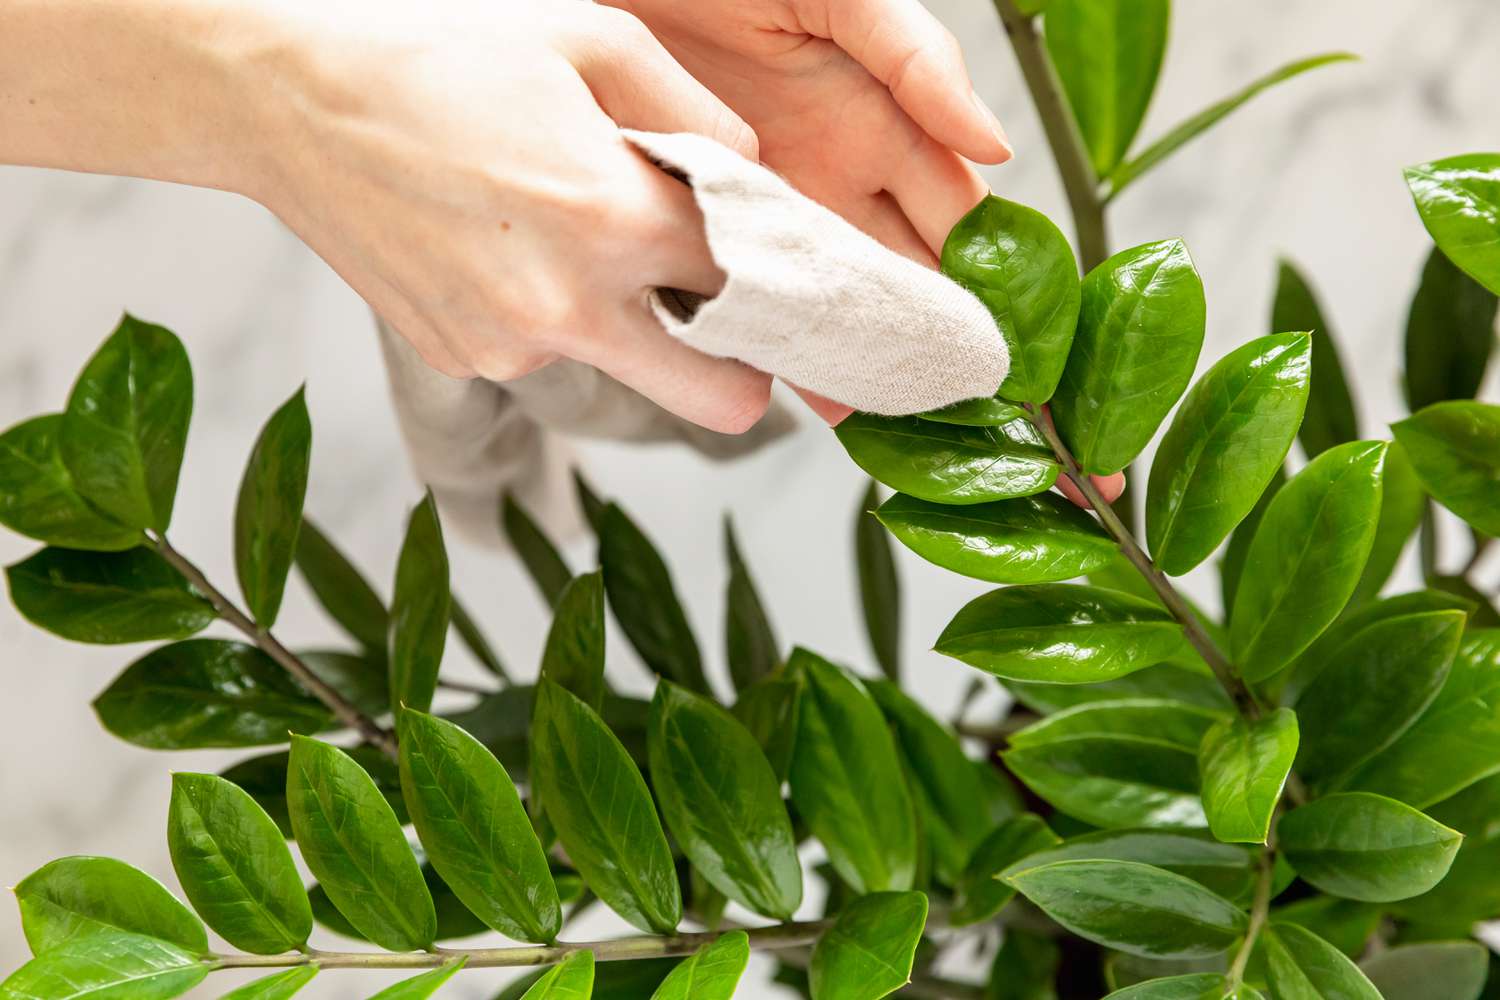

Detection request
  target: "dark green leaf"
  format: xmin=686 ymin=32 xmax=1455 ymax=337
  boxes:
xmin=0 ymin=414 xmax=140 ymax=551
xmin=167 ymin=773 xmax=311 ymax=954
xmin=1392 ymin=401 xmax=1500 ymax=535
xmin=936 ymin=584 xmax=1191 ymax=683
xmin=1003 ymin=829 xmax=1256 ymax=904
xmin=572 ymin=469 xmax=607 ymax=532
xmin=220 ymin=744 xmax=406 ymax=837
xmin=1392 ymin=772 xmax=1500 ymax=926
xmin=724 ymin=516 xmax=779 ymax=691
xmin=1263 ymin=922 xmax=1380 ymax=1000
xmin=835 ymin=414 xmax=1060 ymax=505
xmin=308 ymin=862 xmax=488 ymax=944
xmin=0 ymin=931 xmax=206 ymax=1000
xmin=599 ymin=502 xmax=706 ymax=693
xmin=1053 ymin=239 xmax=1206 ymax=474
xmin=516 ymin=951 xmax=595 ymax=999
xmin=94 ymin=639 xmax=330 ymax=749
xmin=1147 ymin=333 xmax=1312 ymax=575
xmin=530 ymin=679 xmax=680 ymax=933
xmin=876 ymin=491 xmax=1114 ymax=584
xmin=1430 ymin=574 xmax=1500 ymax=628
xmin=1360 ymin=941 xmax=1489 ymax=1000
xmin=1008 ymin=699 xmax=1223 ymax=752
xmin=1007 ymin=859 xmax=1245 ymax=958
xmin=540 ymin=571 xmax=605 ymax=711
xmin=732 ymin=670 xmax=802 ymax=782
xmin=787 ymin=649 xmax=917 ymax=894
xmin=368 ymin=960 xmax=466 ymax=1000
xmin=939 ymin=194 xmax=1081 ymax=402
xmin=218 ymin=967 xmax=318 ymax=1000
xmin=855 ymin=481 xmax=901 ymax=683
xmin=1350 ymin=441 xmax=1425 ymax=604
xmin=1278 ymin=792 xmax=1461 ymax=902
xmin=647 ymin=682 xmax=801 ymax=920
xmin=1102 ymin=975 xmax=1235 ymax=1000
xmin=951 ymin=815 xmax=1061 ymax=926
xmin=1002 ymin=733 xmax=1205 ymax=830
xmin=649 ymin=931 xmax=748 ymax=1000
xmin=1271 ymin=261 xmax=1358 ymax=457
xmin=1405 ymin=247 xmax=1497 ymax=411
xmin=14 ymin=856 xmax=207 ymax=956
xmin=234 ymin=387 xmax=311 ymax=628
xmin=1219 ymin=466 xmax=1285 ymax=614
xmin=449 ymin=597 xmax=508 ymax=679
xmin=1197 ymin=709 xmax=1297 ymax=844
xmin=6 ymin=545 xmax=214 ymax=644
xmin=501 ymin=492 xmax=573 ymax=610
xmin=286 ymin=736 xmax=435 ymax=951
xmin=294 ymin=518 xmax=388 ymax=654
xmin=986 ymin=928 xmax=1060 ymax=1000
xmin=1404 ymin=153 xmax=1500 ymax=296
xmin=299 ymin=649 xmax=389 ymax=719
xmin=1271 ymin=896 xmax=1382 ymax=958
xmin=60 ymin=315 xmax=192 ymax=533
xmin=920 ymin=395 xmax=1025 ymax=427
xmin=809 ymin=891 xmax=928 ymax=1000
xmin=389 ymin=492 xmax=450 ymax=714
xmin=1006 ymin=664 xmax=1230 ymax=715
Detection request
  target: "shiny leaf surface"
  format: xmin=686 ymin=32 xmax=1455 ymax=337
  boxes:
xmin=1102 ymin=975 xmax=1236 ymax=999
xmin=1404 ymin=247 xmax=1497 ymax=411
xmin=599 ymin=502 xmax=707 ymax=693
xmin=950 ymin=814 xmax=1060 ymax=926
xmin=836 ymin=413 xmax=1059 ymax=505
xmin=0 ymin=414 xmax=140 ymax=551
xmin=808 ymin=891 xmax=928 ymax=1000
xmin=1197 ymin=709 xmax=1297 ymax=844
xmin=1002 ymin=829 xmax=1256 ymax=904
xmin=15 ymin=856 xmax=206 ymax=956
xmin=6 ymin=545 xmax=214 ymax=644
xmin=1008 ymin=699 xmax=1223 ymax=752
xmin=1350 ymin=441 xmax=1424 ymax=604
xmin=517 ymin=951 xmax=595 ymax=1000
xmin=649 ymin=931 xmax=748 ymax=1000
xmin=0 ymin=931 xmax=206 ymax=1000
xmin=1263 ymin=922 xmax=1380 ymax=1000
xmin=234 ymin=387 xmax=311 ymax=628
xmin=1002 ymin=734 xmax=1205 ymax=830
xmin=919 ymin=394 xmax=1025 ymax=427
xmin=1278 ymin=792 xmax=1461 ymax=903
xmin=220 ymin=744 xmax=406 ymax=837
xmin=1392 ymin=400 xmax=1500 ymax=535
xmin=1404 ymin=153 xmax=1500 ymax=295
xmin=388 ymin=492 xmax=449 ymax=714
xmin=1391 ymin=772 xmax=1500 ymax=926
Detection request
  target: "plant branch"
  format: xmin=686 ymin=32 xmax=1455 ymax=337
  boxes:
xmin=1228 ymin=842 xmax=1276 ymax=985
xmin=149 ymin=534 xmax=398 ymax=757
xmin=436 ymin=677 xmax=496 ymax=697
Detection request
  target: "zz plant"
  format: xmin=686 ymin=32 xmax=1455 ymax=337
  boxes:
xmin=2 ymin=2 xmax=1498 ymax=999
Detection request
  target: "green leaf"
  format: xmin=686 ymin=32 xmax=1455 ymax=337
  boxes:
xmin=1392 ymin=401 xmax=1500 ymax=535
xmin=950 ymin=814 xmax=1061 ymax=926
xmin=1102 ymin=975 xmax=1236 ymax=999
xmin=167 ymin=773 xmax=311 ymax=954
xmin=59 ymin=315 xmax=192 ymax=533
xmin=647 ymin=682 xmax=802 ymax=920
xmin=572 ymin=469 xmax=607 ymax=533
xmin=517 ymin=951 xmax=595 ymax=1000
xmin=0 ymin=414 xmax=140 ymax=551
xmin=1278 ymin=792 xmax=1462 ymax=902
xmin=1107 ymin=53 xmax=1357 ymax=198
xmin=1271 ymin=896 xmax=1381 ymax=958
xmin=234 ymin=387 xmax=311 ymax=628
xmin=398 ymin=710 xmax=561 ymax=943
xmin=724 ymin=516 xmax=779 ymax=691
xmin=449 ymin=597 xmax=507 ymax=680
xmin=1404 ymin=153 xmax=1500 ymax=296
xmin=1360 ymin=941 xmax=1489 ymax=1000
xmin=1002 ymin=733 xmax=1205 ymax=830
xmin=220 ymin=744 xmax=406 ymax=837
xmin=6 ymin=545 xmax=214 ymax=644
xmin=1007 ymin=859 xmax=1245 ymax=958
xmin=936 ymin=584 xmax=1191 ymax=683
xmin=217 ymin=967 xmax=318 ymax=1000
xmin=986 ymin=928 xmax=1060 ymax=1000
xmin=876 ymin=491 xmax=1114 ymax=584
xmin=1230 ymin=440 xmax=1387 ymax=680
xmin=1218 ymin=466 xmax=1285 ymax=614
xmin=1405 ymin=247 xmax=1498 ymax=411
xmin=938 ymin=194 xmax=1082 ymax=402
xmin=1147 ymin=333 xmax=1312 ymax=575
xmin=1002 ymin=829 xmax=1256 ymax=904
xmin=1044 ymin=0 xmax=1167 ymax=176
xmin=732 ymin=670 xmax=802 ymax=782
xmin=1350 ymin=441 xmax=1425 ymax=604
xmin=93 ymin=639 xmax=330 ymax=749
xmin=1196 ymin=709 xmax=1297 ymax=844
xmin=920 ymin=395 xmax=1025 ymax=427
xmin=300 ymin=650 xmax=389 ymax=718
xmin=1053 ymin=240 xmax=1206 ymax=475
xmin=308 ymin=862 xmax=488 ymax=944
xmin=599 ymin=502 xmax=707 ymax=693
xmin=855 ymin=481 xmax=901 ymax=683
xmin=650 ymin=931 xmax=748 ymax=1000
xmin=1293 ymin=610 xmax=1464 ymax=788
xmin=286 ymin=736 xmax=436 ymax=951
xmin=294 ymin=518 xmax=388 ymax=654
xmin=1391 ymin=772 xmax=1500 ymax=925
xmin=500 ymin=492 xmax=572 ymax=609
xmin=1006 ymin=664 xmax=1231 ymax=715
xmin=1263 ymin=922 xmax=1380 ymax=1000
xmin=836 ymin=413 xmax=1059 ymax=505
xmin=530 ymin=678 xmax=680 ymax=933
xmin=0 ymin=931 xmax=206 ymax=1000
xmin=1268 ymin=261 xmax=1359 ymax=458
xmin=389 ymin=492 xmax=450 ymax=714
xmin=1008 ymin=699 xmax=1223 ymax=752
xmin=809 ymin=891 xmax=928 ymax=1000
xmin=14 ymin=856 xmax=207 ymax=956
xmin=367 ymin=960 xmax=466 ymax=1000
xmin=540 ymin=571 xmax=606 ymax=711
xmin=787 ymin=649 xmax=917 ymax=894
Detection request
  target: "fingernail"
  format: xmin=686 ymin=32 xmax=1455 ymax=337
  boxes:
xmin=973 ymin=90 xmax=1013 ymax=159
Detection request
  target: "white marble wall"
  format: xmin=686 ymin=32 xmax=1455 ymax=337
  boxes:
xmin=1 ymin=1 xmax=1496 ymax=995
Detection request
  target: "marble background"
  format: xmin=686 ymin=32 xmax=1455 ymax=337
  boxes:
xmin=1 ymin=0 xmax=1497 ymax=995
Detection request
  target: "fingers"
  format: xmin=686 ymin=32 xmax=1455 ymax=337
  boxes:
xmin=885 ymin=138 xmax=990 ymax=258
xmin=791 ymin=385 xmax=855 ymax=425
xmin=1056 ymin=471 xmax=1127 ymax=509
xmin=617 ymin=147 xmax=728 ymax=297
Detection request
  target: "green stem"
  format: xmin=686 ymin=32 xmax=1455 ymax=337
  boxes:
xmin=1228 ymin=842 xmax=1276 ymax=985
xmin=1419 ymin=501 xmax=1439 ymax=580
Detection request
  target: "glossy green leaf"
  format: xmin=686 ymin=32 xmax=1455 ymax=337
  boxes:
xmin=1003 ymin=733 xmax=1205 ymax=830
xmin=234 ymin=387 xmax=311 ymax=628
xmin=724 ymin=516 xmax=779 ymax=691
xmin=389 ymin=492 xmax=450 ymax=714
xmin=599 ymin=502 xmax=707 ymax=693
xmin=1108 ymin=53 xmax=1357 ymax=198
xmin=986 ymin=927 xmax=1060 ymax=1000
xmin=787 ymin=649 xmax=917 ymax=894
xmin=1218 ymin=466 xmax=1284 ymax=614
xmin=217 ymin=967 xmax=318 ymax=1000
xmin=0 ymin=414 xmax=140 ymax=551
xmin=308 ymin=862 xmax=488 ymax=944
xmin=294 ymin=518 xmax=388 ymax=654
xmin=836 ymin=413 xmax=1060 ymax=505
xmin=501 ymin=492 xmax=572 ymax=609
xmin=299 ymin=650 xmax=389 ymax=718
xmin=1006 ymin=664 xmax=1231 ymax=716
xmin=530 ymin=678 xmax=680 ymax=933
xmin=398 ymin=709 xmax=560 ymax=943
xmin=919 ymin=394 xmax=1025 ymax=427
xmin=220 ymin=744 xmax=406 ymax=837
xmin=517 ymin=951 xmax=595 ymax=1000
xmin=732 ymin=670 xmax=801 ymax=782
xmin=1405 ymin=247 xmax=1498 ymax=411
xmin=1002 ymin=829 xmax=1256 ymax=904
xmin=366 ymin=960 xmax=466 ymax=1000
xmin=1269 ymin=261 xmax=1358 ymax=457
xmin=650 ymin=931 xmax=748 ymax=1000
xmin=1044 ymin=0 xmax=1167 ymax=176
xmin=15 ymin=856 xmax=207 ymax=956
xmin=1007 ymin=859 xmax=1245 ymax=958
xmin=1147 ymin=333 xmax=1312 ymax=575
xmin=1230 ymin=441 xmax=1387 ymax=680
xmin=939 ymin=194 xmax=1081 ymax=402
xmin=167 ymin=773 xmax=310 ymax=954
xmin=1054 ymin=239 xmax=1206 ymax=474
xmin=950 ymin=814 xmax=1061 ymax=926
xmin=1102 ymin=974 xmax=1235 ymax=999
xmin=876 ymin=491 xmax=1114 ymax=584
xmin=936 ymin=584 xmax=1191 ymax=683
xmin=1278 ymin=792 xmax=1461 ymax=902
xmin=808 ymin=891 xmax=928 ymax=1000
xmin=286 ymin=736 xmax=435 ymax=951
xmin=1360 ymin=941 xmax=1489 ymax=1000
xmin=1404 ymin=153 xmax=1500 ymax=296
xmin=94 ymin=639 xmax=330 ymax=749
xmin=1009 ymin=699 xmax=1223 ymax=752
xmin=1391 ymin=772 xmax=1500 ymax=925
xmin=449 ymin=597 xmax=507 ymax=680
xmin=1197 ymin=709 xmax=1297 ymax=844
xmin=540 ymin=571 xmax=605 ymax=711
xmin=855 ymin=481 xmax=901 ymax=683
xmin=1293 ymin=610 xmax=1464 ymax=787
xmin=6 ymin=545 xmax=214 ymax=644
xmin=1271 ymin=896 xmax=1382 ymax=959
xmin=1263 ymin=922 xmax=1380 ymax=1000
xmin=0 ymin=931 xmax=206 ymax=1000
xmin=59 ymin=315 xmax=192 ymax=533
xmin=1392 ymin=401 xmax=1500 ymax=535
xmin=1350 ymin=441 xmax=1425 ymax=604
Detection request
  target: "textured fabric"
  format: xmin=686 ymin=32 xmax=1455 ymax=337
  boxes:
xmin=625 ymin=129 xmax=1008 ymax=414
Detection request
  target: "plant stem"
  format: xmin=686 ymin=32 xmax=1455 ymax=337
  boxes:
xmin=437 ymin=677 xmax=496 ymax=696
xmin=1228 ymin=842 xmax=1276 ymax=985
xmin=1025 ymin=406 xmax=1261 ymax=719
xmin=149 ymin=534 xmax=398 ymax=757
